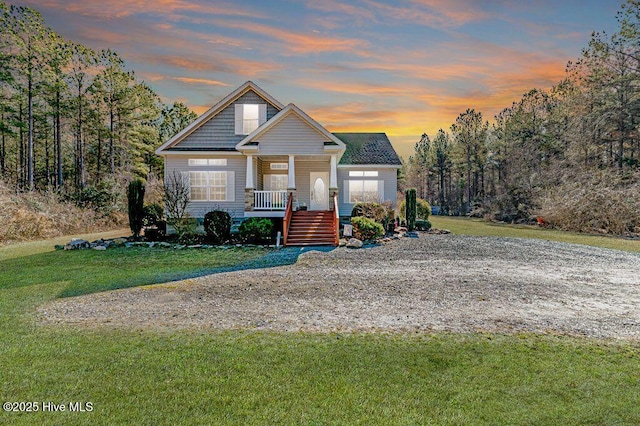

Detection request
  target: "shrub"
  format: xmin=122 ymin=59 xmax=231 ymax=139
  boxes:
xmin=351 ymin=202 xmax=387 ymax=223
xmin=351 ymin=216 xmax=384 ymax=241
xmin=127 ymin=179 xmax=145 ymax=238
xmin=415 ymin=219 xmax=432 ymax=231
xmin=405 ymin=188 xmax=417 ymax=231
xmin=143 ymin=203 xmax=164 ymax=228
xmin=203 ymin=210 xmax=232 ymax=244
xmin=398 ymin=198 xmax=431 ymax=221
xmin=72 ymin=178 xmax=122 ymax=216
xmin=239 ymin=217 xmax=274 ymax=244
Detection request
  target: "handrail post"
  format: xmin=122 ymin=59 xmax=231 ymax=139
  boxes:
xmin=283 ymin=192 xmax=293 ymax=246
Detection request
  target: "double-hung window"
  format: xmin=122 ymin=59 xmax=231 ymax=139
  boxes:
xmin=188 ymin=171 xmax=235 ymax=202
xmin=235 ymin=104 xmax=267 ymax=135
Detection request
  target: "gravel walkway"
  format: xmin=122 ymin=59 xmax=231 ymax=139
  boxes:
xmin=39 ymin=235 xmax=640 ymax=339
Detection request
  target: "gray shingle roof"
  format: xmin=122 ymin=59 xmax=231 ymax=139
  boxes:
xmin=333 ymin=133 xmax=401 ymax=166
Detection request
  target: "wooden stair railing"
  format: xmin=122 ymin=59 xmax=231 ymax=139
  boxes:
xmin=333 ymin=193 xmax=340 ymax=246
xmin=282 ymin=192 xmax=293 ymax=246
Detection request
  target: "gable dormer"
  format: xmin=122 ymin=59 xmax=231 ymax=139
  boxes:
xmin=156 ymin=81 xmax=283 ymax=154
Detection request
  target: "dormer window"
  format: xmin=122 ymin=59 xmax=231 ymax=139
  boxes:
xmin=235 ymin=103 xmax=267 ymax=135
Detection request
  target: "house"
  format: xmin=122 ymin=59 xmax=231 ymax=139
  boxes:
xmin=155 ymin=81 xmax=401 ymax=246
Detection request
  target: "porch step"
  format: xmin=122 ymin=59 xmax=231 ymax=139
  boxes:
xmin=286 ymin=210 xmax=337 ymax=246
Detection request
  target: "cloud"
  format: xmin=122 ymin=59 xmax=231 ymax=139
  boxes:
xmin=213 ymin=20 xmax=370 ymax=55
xmin=26 ymin=0 xmax=264 ymax=20
xmin=172 ymin=77 xmax=230 ymax=86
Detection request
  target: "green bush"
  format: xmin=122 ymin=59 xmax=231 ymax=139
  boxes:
xmin=351 ymin=216 xmax=384 ymax=241
xmin=415 ymin=219 xmax=432 ymax=231
xmin=204 ymin=210 xmax=232 ymax=244
xmin=72 ymin=178 xmax=122 ymax=216
xmin=127 ymin=179 xmax=145 ymax=238
xmin=143 ymin=203 xmax=164 ymax=228
xmin=405 ymin=188 xmax=417 ymax=231
xmin=351 ymin=202 xmax=387 ymax=223
xmin=239 ymin=218 xmax=274 ymax=244
xmin=398 ymin=198 xmax=431 ymax=221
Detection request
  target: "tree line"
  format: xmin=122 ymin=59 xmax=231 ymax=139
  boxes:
xmin=402 ymin=0 xmax=639 ymax=232
xmin=0 ymin=1 xmax=197 ymax=198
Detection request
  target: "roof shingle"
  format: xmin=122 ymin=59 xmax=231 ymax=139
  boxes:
xmin=333 ymin=133 xmax=401 ymax=166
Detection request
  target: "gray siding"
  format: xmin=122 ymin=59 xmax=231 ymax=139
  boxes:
xmin=257 ymin=114 xmax=327 ymax=155
xmin=173 ymin=90 xmax=279 ymax=150
xmin=164 ymin=154 xmax=246 ymax=219
xmin=337 ymin=167 xmax=398 ymax=216
xmin=294 ymin=160 xmax=330 ymax=207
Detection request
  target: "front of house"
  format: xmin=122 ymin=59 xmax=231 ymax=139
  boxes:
xmin=155 ymin=81 xmax=401 ymax=246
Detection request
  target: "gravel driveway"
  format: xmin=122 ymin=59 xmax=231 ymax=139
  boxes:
xmin=39 ymin=235 xmax=640 ymax=339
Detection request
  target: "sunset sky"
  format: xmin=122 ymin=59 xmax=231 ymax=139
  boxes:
xmin=15 ymin=0 xmax=622 ymax=158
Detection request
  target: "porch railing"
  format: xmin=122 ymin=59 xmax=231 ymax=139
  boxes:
xmin=254 ymin=190 xmax=288 ymax=210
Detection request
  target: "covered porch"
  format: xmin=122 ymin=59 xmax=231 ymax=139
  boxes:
xmin=243 ymin=154 xmax=339 ymax=217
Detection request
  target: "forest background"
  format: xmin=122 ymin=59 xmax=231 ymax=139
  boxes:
xmin=0 ymin=0 xmax=638 ymax=243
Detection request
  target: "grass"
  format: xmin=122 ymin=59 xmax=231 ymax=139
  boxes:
xmin=0 ymin=228 xmax=639 ymax=424
xmin=431 ymin=216 xmax=640 ymax=253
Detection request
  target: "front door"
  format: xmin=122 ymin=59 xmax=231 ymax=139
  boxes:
xmin=309 ymin=172 xmax=329 ymax=210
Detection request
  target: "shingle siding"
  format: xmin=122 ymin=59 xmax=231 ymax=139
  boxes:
xmin=172 ymin=90 xmax=279 ymax=150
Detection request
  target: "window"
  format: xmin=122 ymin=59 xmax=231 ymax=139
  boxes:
xmin=234 ymin=104 xmax=267 ymax=135
xmin=188 ymin=159 xmax=227 ymax=166
xmin=264 ymin=174 xmax=288 ymax=191
xmin=346 ymin=180 xmax=383 ymax=203
xmin=270 ymin=163 xmax=288 ymax=170
xmin=189 ymin=171 xmax=208 ymax=201
xmin=188 ymin=171 xmax=235 ymax=202
xmin=349 ymin=170 xmax=378 ymax=177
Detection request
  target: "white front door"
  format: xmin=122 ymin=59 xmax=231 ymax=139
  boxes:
xmin=309 ymin=172 xmax=329 ymax=210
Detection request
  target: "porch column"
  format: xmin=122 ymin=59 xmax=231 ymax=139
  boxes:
xmin=245 ymin=154 xmax=254 ymax=189
xmin=329 ymin=154 xmax=338 ymax=189
xmin=329 ymin=154 xmax=338 ymax=212
xmin=287 ymin=155 xmax=296 ymax=189
xmin=245 ymin=154 xmax=254 ymax=212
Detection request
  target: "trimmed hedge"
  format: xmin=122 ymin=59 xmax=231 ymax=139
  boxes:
xmin=238 ymin=217 xmax=274 ymax=244
xmin=351 ymin=216 xmax=384 ymax=241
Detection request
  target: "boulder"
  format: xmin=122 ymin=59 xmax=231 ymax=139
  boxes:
xmin=338 ymin=238 xmax=348 ymax=247
xmin=92 ymin=245 xmax=107 ymax=251
xmin=346 ymin=238 xmax=363 ymax=248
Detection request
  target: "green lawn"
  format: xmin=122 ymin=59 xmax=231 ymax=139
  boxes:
xmin=431 ymin=216 xmax=640 ymax=253
xmin=1 ymin=227 xmax=639 ymax=425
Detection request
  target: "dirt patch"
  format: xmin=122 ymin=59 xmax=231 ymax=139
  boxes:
xmin=38 ymin=235 xmax=640 ymax=339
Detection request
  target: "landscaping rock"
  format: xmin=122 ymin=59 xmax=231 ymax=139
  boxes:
xmin=338 ymin=238 xmax=348 ymax=247
xmin=64 ymin=239 xmax=90 ymax=250
xmin=405 ymin=231 xmax=419 ymax=238
xmin=92 ymin=246 xmax=107 ymax=251
xmin=428 ymin=228 xmax=451 ymax=235
xmin=346 ymin=238 xmax=363 ymax=248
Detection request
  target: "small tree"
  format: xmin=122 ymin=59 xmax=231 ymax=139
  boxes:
xmin=204 ymin=210 xmax=232 ymax=244
xmin=127 ymin=179 xmax=145 ymax=238
xmin=164 ymin=170 xmax=192 ymax=238
xmin=405 ymin=188 xmax=417 ymax=231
